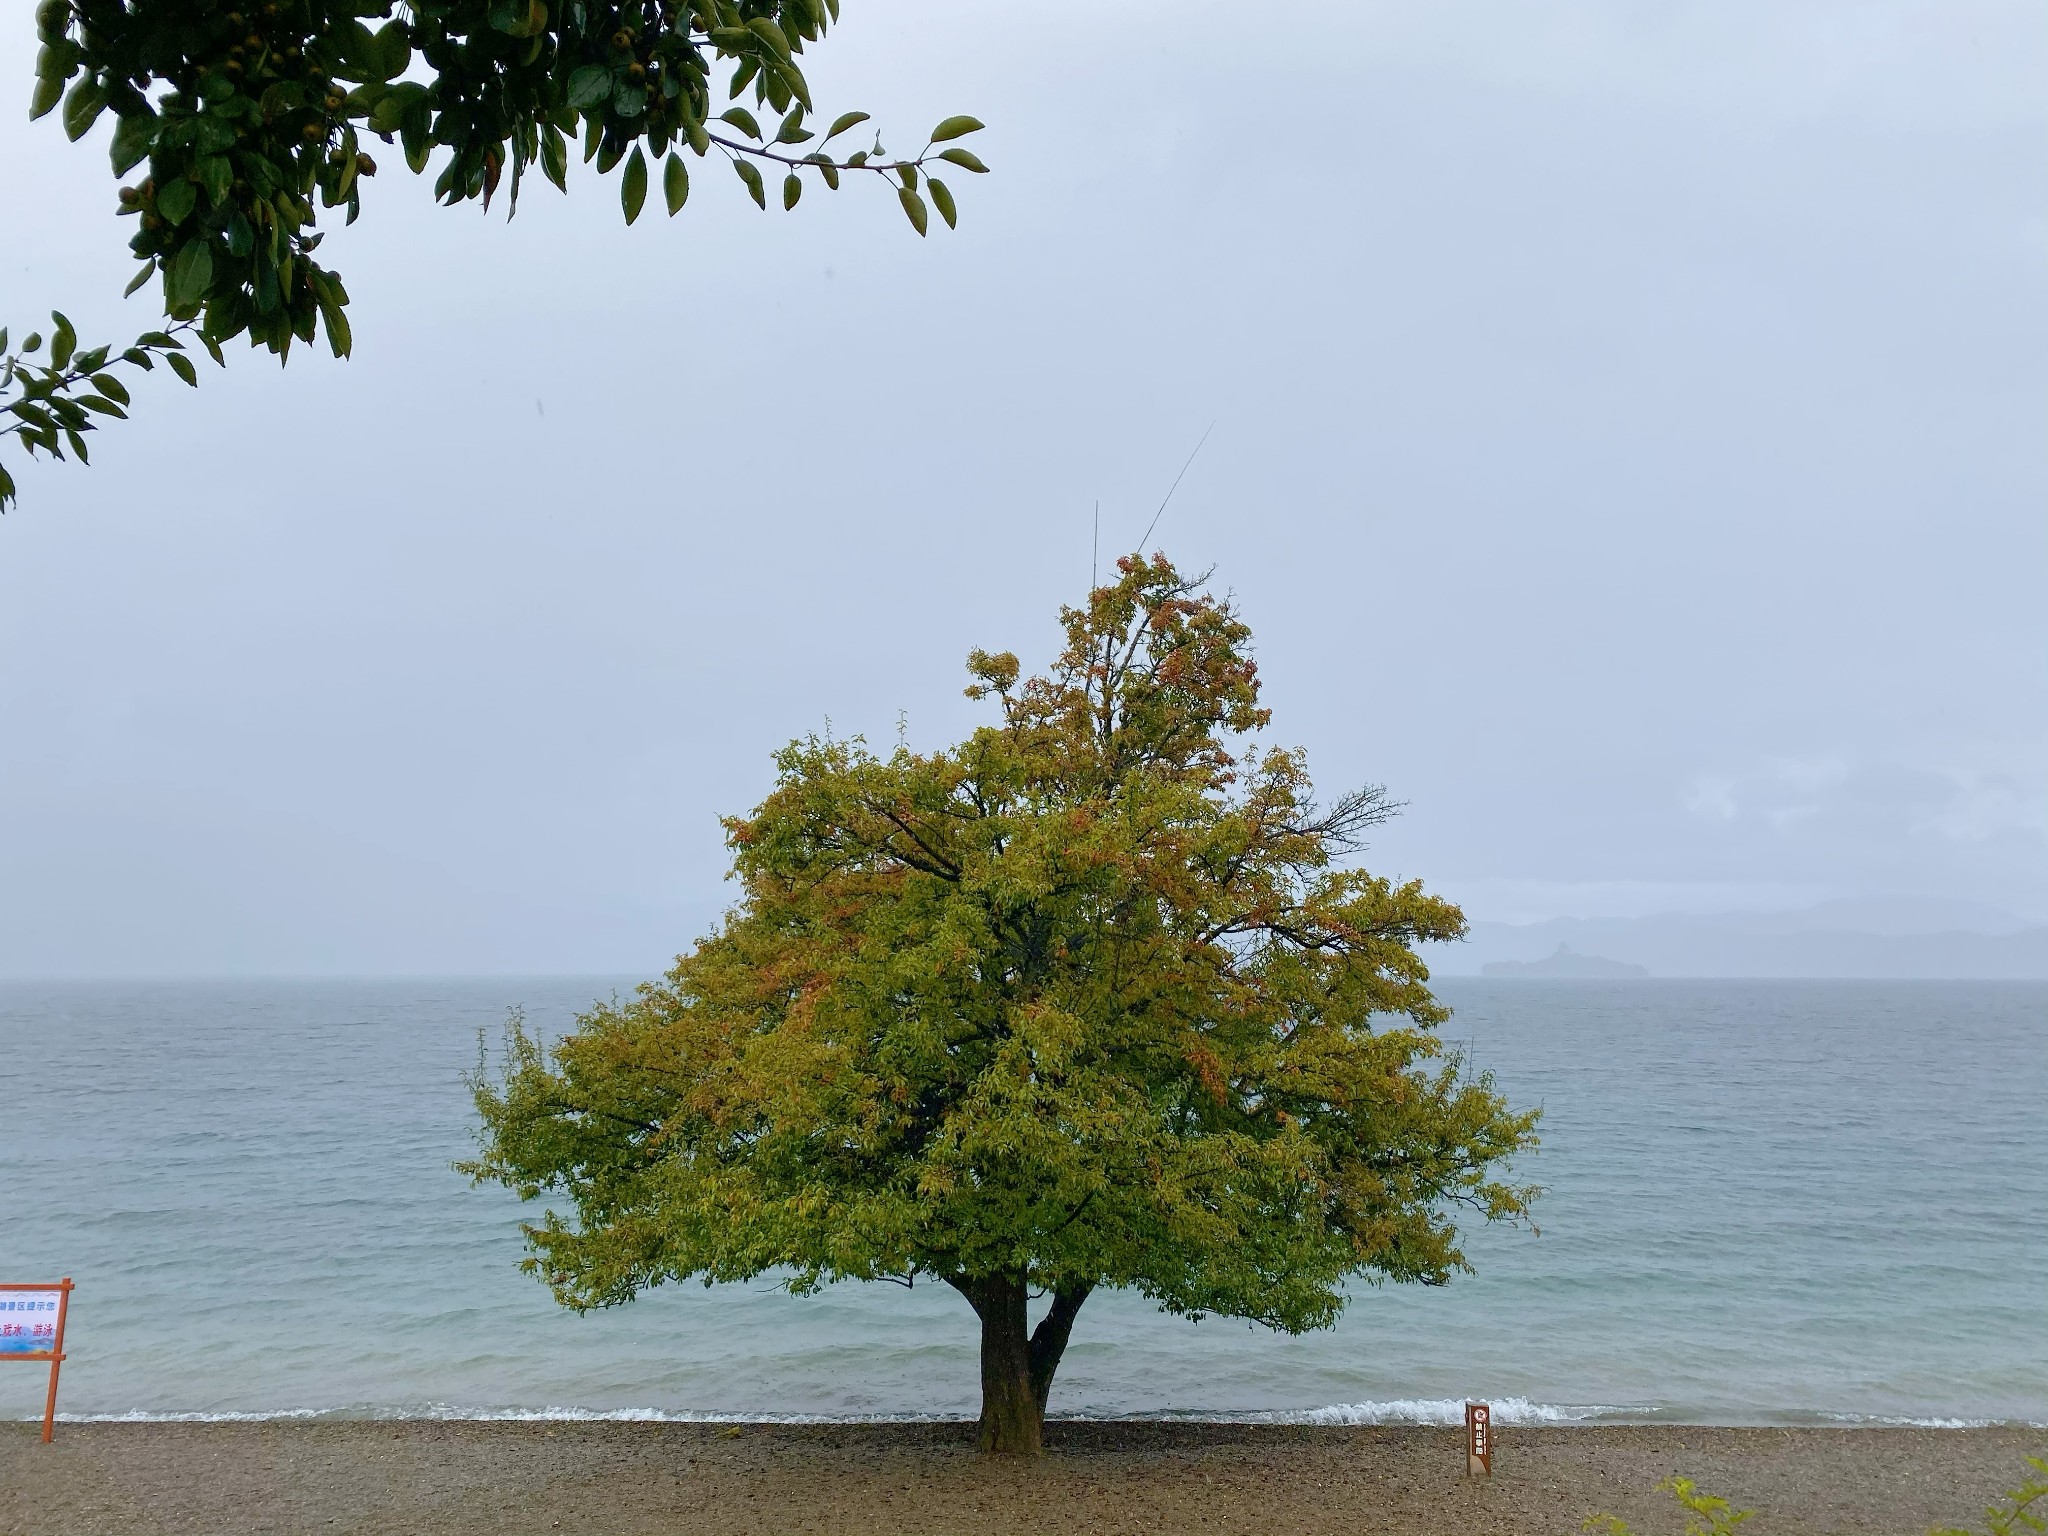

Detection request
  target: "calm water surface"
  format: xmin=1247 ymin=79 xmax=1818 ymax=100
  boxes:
xmin=3 ymin=978 xmax=2041 ymax=1424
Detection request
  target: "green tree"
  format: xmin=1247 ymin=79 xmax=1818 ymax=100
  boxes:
xmin=5 ymin=0 xmax=984 ymax=509
xmin=464 ymin=555 xmax=1540 ymax=1455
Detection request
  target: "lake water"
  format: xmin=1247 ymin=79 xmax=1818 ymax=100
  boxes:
xmin=2 ymin=977 xmax=2042 ymax=1426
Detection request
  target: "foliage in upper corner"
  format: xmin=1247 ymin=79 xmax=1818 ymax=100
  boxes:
xmin=0 ymin=314 xmax=205 ymax=511
xmin=28 ymin=0 xmax=987 ymax=367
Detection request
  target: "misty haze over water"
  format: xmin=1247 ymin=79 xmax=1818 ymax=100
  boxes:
xmin=1432 ymin=898 xmax=2048 ymax=978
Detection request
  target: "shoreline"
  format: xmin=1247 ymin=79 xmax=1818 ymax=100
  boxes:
xmin=5 ymin=1421 xmax=2039 ymax=1535
xmin=26 ymin=1408 xmax=2045 ymax=1430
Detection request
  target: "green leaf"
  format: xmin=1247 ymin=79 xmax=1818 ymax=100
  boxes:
xmin=122 ymin=260 xmax=157 ymax=298
xmin=168 ymin=241 xmax=215 ymax=308
xmin=663 ymin=152 xmax=690 ymax=215
xmin=490 ymin=0 xmax=548 ymax=38
xmin=155 ymin=178 xmax=197 ymax=227
xmin=897 ymin=185 xmax=927 ymax=237
xmin=318 ymin=296 xmax=352 ymax=359
xmin=927 ymin=176 xmax=956 ymax=229
xmin=611 ymin=79 xmax=648 ymax=117
xmin=33 ymin=39 xmax=80 ymax=81
xmin=90 ymin=374 xmax=130 ymax=406
xmin=61 ymin=78 xmax=104 ymax=142
xmin=775 ymin=107 xmax=811 ymax=145
xmin=719 ymin=107 xmax=762 ymax=140
xmin=193 ymin=116 xmax=239 ymax=155
xmin=166 ymin=351 xmax=198 ymax=387
xmin=20 ymin=332 xmax=42 ymax=353
xmin=66 ymin=427 xmax=89 ymax=464
xmin=28 ymin=74 xmax=64 ymax=121
xmin=49 ymin=313 xmax=76 ymax=370
xmin=369 ymin=22 xmax=412 ymax=83
xmin=109 ymin=111 xmax=155 ymax=175
xmin=746 ymin=17 xmax=791 ymax=58
xmin=734 ymin=158 xmax=765 ymax=209
xmin=195 ymin=155 xmax=233 ymax=208
xmin=368 ymin=93 xmax=407 ymax=134
xmin=929 ymin=115 xmax=984 ymax=143
xmin=621 ymin=146 xmax=648 ymax=224
xmin=936 ymin=147 xmax=988 ymax=174
xmin=79 ymin=394 xmax=126 ymax=418
xmin=566 ymin=64 xmax=612 ymax=110
xmin=782 ymin=172 xmax=801 ymax=210
xmin=822 ymin=110 xmax=869 ymax=143
xmin=771 ymin=58 xmax=812 ymax=113
xmin=540 ymin=125 xmax=569 ymax=191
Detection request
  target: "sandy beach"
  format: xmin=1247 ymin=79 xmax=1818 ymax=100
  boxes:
xmin=1 ymin=1422 xmax=2036 ymax=1536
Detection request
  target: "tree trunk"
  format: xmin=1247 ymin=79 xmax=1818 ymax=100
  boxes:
xmin=955 ymin=1276 xmax=1094 ymax=1456
xmin=973 ymin=1275 xmax=1040 ymax=1455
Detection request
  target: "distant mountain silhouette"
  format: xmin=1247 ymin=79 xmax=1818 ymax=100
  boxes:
xmin=1427 ymin=900 xmax=2048 ymax=979
xmin=1482 ymin=945 xmax=1649 ymax=979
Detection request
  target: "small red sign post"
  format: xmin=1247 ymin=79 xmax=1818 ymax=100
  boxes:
xmin=1465 ymin=1400 xmax=1492 ymax=1477
xmin=2 ymin=1279 xmax=73 ymax=1443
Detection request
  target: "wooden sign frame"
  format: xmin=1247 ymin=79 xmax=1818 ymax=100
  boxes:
xmin=1465 ymin=1399 xmax=1492 ymax=1477
xmin=1 ymin=1279 xmax=73 ymax=1443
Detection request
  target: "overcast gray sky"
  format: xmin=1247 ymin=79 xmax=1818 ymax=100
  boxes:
xmin=3 ymin=1 xmax=2043 ymax=976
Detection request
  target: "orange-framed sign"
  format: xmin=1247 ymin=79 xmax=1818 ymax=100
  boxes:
xmin=2 ymin=1279 xmax=73 ymax=1443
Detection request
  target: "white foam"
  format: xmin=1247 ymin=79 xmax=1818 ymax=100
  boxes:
xmin=1032 ymin=1397 xmax=1632 ymax=1426
xmin=44 ymin=1399 xmax=1620 ymax=1427
xmin=34 ymin=1400 xmax=2041 ymax=1429
xmin=1244 ymin=1396 xmax=1626 ymax=1426
xmin=1814 ymin=1412 xmax=2006 ymax=1430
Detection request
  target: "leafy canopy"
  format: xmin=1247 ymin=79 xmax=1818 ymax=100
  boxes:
xmin=5 ymin=0 xmax=984 ymax=508
xmin=466 ymin=556 xmax=1539 ymax=1347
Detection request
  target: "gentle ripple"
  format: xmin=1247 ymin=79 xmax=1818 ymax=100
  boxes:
xmin=2 ymin=978 xmax=2041 ymax=1424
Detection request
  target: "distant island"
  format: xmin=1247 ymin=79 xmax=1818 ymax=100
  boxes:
xmin=1482 ymin=944 xmax=1649 ymax=978
xmin=1429 ymin=898 xmax=2048 ymax=979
